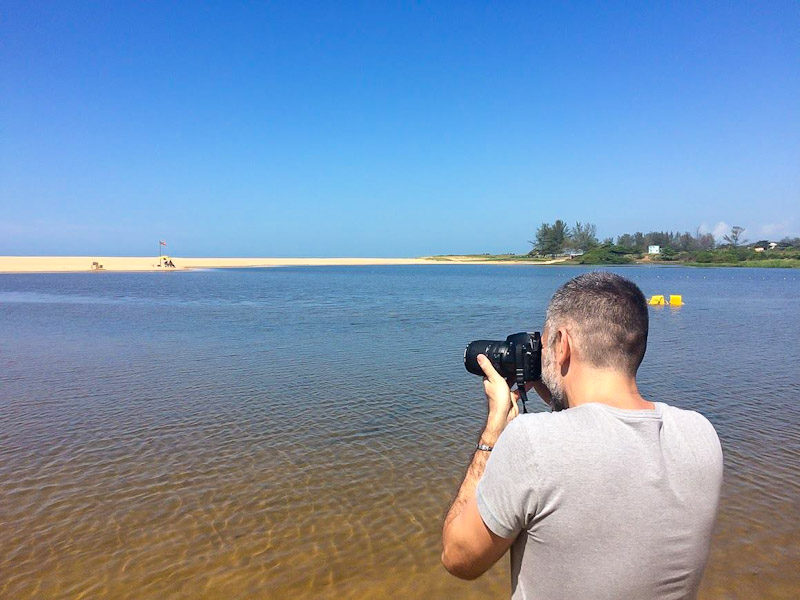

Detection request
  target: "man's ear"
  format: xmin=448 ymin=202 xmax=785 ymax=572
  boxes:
xmin=557 ymin=327 xmax=571 ymax=372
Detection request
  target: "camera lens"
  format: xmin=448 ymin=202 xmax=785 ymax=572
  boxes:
xmin=464 ymin=340 xmax=513 ymax=378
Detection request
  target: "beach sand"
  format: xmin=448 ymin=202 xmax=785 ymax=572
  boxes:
xmin=0 ymin=256 xmax=567 ymax=273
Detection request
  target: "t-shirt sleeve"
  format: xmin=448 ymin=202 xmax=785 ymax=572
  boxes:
xmin=475 ymin=418 xmax=538 ymax=539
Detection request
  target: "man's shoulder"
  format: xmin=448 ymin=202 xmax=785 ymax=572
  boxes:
xmin=659 ymin=403 xmax=723 ymax=454
xmin=506 ymin=405 xmax=597 ymax=442
xmin=659 ymin=403 xmax=720 ymax=437
xmin=512 ymin=402 xmax=720 ymax=444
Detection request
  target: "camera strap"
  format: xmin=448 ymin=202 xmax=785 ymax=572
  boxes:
xmin=517 ymin=385 xmax=529 ymax=414
xmin=514 ymin=344 xmax=529 ymax=414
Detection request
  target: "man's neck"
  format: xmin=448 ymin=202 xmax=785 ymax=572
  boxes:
xmin=565 ymin=366 xmax=654 ymax=411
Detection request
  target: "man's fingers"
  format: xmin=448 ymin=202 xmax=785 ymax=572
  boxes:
xmin=476 ymin=354 xmax=503 ymax=382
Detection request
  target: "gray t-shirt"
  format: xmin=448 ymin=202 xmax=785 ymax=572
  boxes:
xmin=476 ymin=402 xmax=723 ymax=600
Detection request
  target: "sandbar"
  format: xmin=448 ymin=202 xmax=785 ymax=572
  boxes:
xmin=0 ymin=256 xmax=567 ymax=273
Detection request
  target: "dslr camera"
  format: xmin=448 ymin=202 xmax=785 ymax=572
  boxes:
xmin=464 ymin=332 xmax=542 ymax=412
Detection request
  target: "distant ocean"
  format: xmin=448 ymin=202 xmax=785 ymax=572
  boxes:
xmin=1 ymin=265 xmax=798 ymax=598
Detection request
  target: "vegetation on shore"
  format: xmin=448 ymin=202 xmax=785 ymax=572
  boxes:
xmin=431 ymin=222 xmax=800 ymax=268
xmin=424 ymin=254 xmax=567 ymax=263
xmin=683 ymin=258 xmax=800 ymax=269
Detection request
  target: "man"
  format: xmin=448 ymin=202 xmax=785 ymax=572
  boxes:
xmin=442 ymin=271 xmax=722 ymax=599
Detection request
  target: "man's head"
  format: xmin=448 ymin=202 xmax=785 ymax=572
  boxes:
xmin=541 ymin=271 xmax=648 ymax=410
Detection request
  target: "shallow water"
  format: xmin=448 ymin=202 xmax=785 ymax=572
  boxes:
xmin=1 ymin=265 xmax=798 ymax=598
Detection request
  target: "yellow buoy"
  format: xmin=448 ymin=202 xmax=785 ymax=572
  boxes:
xmin=669 ymin=295 xmax=683 ymax=306
xmin=648 ymin=295 xmax=666 ymax=306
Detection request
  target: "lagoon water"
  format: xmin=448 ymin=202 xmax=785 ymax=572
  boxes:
xmin=1 ymin=265 xmax=798 ymax=599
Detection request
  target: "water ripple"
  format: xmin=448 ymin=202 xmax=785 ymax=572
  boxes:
xmin=1 ymin=266 xmax=798 ymax=598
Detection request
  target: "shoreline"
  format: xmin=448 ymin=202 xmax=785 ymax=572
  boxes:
xmin=0 ymin=255 xmax=569 ymax=273
xmin=1 ymin=255 xmax=796 ymax=273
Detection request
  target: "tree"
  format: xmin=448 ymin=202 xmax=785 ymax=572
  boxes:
xmin=645 ymin=231 xmax=673 ymax=249
xmin=660 ymin=247 xmax=676 ymax=260
xmin=530 ymin=220 xmax=569 ymax=256
xmin=550 ymin=220 xmax=569 ymax=253
xmin=677 ymin=232 xmax=694 ymax=251
xmin=529 ymin=223 xmax=551 ymax=255
xmin=616 ymin=233 xmax=635 ymax=249
xmin=577 ymin=245 xmax=634 ymax=264
xmin=723 ymin=226 xmax=747 ymax=247
xmin=567 ymin=222 xmax=598 ymax=251
xmin=695 ymin=230 xmax=715 ymax=250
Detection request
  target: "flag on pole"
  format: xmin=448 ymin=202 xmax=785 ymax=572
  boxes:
xmin=159 ymin=240 xmax=166 ymax=246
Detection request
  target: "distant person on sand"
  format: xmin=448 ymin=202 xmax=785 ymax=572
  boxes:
xmin=442 ymin=272 xmax=722 ymax=599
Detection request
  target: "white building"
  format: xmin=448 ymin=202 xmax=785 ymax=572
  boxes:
xmin=647 ymin=245 xmax=661 ymax=255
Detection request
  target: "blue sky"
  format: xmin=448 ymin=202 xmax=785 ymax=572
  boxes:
xmin=2 ymin=2 xmax=798 ymax=256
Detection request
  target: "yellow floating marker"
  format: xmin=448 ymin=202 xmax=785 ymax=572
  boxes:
xmin=648 ymin=295 xmax=666 ymax=306
xmin=669 ymin=295 xmax=683 ymax=306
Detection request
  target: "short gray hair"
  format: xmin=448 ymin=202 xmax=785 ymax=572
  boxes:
xmin=544 ymin=271 xmax=648 ymax=375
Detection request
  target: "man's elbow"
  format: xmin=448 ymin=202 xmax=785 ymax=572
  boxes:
xmin=441 ymin=546 xmax=484 ymax=580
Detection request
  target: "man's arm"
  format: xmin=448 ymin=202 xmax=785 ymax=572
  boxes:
xmin=441 ymin=423 xmax=515 ymax=579
xmin=441 ymin=355 xmax=518 ymax=580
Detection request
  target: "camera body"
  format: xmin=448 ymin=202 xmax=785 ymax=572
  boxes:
xmin=464 ymin=332 xmax=542 ymax=383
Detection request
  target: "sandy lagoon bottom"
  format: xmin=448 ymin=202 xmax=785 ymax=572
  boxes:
xmin=2 ymin=416 xmax=797 ymax=599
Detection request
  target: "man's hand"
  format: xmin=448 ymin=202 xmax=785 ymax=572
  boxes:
xmin=476 ymin=354 xmax=519 ymax=433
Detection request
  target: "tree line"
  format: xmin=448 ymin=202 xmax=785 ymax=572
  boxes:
xmin=528 ymin=221 xmax=760 ymax=256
